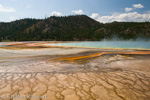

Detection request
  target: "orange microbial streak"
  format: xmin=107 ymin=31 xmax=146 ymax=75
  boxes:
xmin=60 ymin=52 xmax=106 ymax=61
xmin=59 ymin=51 xmax=150 ymax=61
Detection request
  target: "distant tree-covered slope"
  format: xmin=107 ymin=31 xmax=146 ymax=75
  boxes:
xmin=0 ymin=15 xmax=150 ymax=41
xmin=0 ymin=18 xmax=40 ymax=41
xmin=101 ymin=22 xmax=150 ymax=40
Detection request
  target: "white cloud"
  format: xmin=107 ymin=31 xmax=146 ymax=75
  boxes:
xmin=72 ymin=9 xmax=84 ymax=14
xmin=133 ymin=4 xmax=144 ymax=8
xmin=90 ymin=13 xmax=100 ymax=19
xmin=0 ymin=4 xmax=16 ymax=13
xmin=91 ymin=12 xmax=150 ymax=23
xmin=10 ymin=16 xmax=16 ymax=21
xmin=125 ymin=7 xmax=133 ymax=12
xmin=124 ymin=3 xmax=144 ymax=12
xmin=51 ymin=11 xmax=63 ymax=16
xmin=146 ymin=11 xmax=150 ymax=14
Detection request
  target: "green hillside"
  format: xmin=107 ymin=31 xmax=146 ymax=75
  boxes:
xmin=0 ymin=15 xmax=150 ymax=41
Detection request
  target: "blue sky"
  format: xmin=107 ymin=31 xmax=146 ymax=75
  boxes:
xmin=0 ymin=0 xmax=150 ymax=23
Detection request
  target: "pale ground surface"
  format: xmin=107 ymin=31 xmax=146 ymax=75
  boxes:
xmin=0 ymin=42 xmax=150 ymax=100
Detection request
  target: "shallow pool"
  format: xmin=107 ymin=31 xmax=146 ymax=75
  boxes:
xmin=47 ymin=41 xmax=150 ymax=49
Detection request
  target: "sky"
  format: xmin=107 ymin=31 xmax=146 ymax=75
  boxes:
xmin=0 ymin=0 xmax=150 ymax=23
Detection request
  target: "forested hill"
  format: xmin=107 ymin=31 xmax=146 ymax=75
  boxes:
xmin=0 ymin=15 xmax=150 ymax=41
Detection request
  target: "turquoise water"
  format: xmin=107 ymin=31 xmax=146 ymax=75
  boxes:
xmin=48 ymin=41 xmax=150 ymax=49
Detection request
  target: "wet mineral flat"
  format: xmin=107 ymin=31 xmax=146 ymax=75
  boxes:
xmin=0 ymin=42 xmax=150 ymax=100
